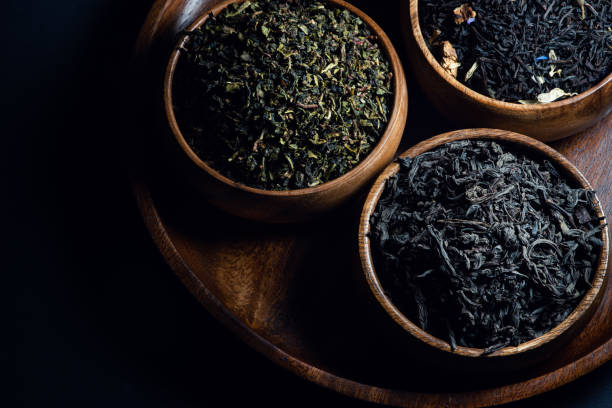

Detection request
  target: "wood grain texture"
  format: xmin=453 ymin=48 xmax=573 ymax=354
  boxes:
xmin=359 ymin=129 xmax=609 ymax=370
xmin=161 ymin=0 xmax=408 ymax=223
xmin=400 ymin=0 xmax=612 ymax=142
xmin=128 ymin=0 xmax=612 ymax=406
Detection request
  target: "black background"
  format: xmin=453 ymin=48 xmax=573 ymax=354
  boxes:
xmin=10 ymin=0 xmax=612 ymax=406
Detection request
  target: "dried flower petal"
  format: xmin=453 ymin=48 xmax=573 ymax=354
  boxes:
xmin=439 ymin=41 xmax=460 ymax=78
xmin=549 ymin=68 xmax=563 ymax=77
xmin=518 ymin=88 xmax=577 ymax=104
xmin=453 ymin=4 xmax=477 ymax=24
xmin=537 ymin=88 xmax=577 ymax=103
xmin=548 ymin=49 xmax=560 ymax=77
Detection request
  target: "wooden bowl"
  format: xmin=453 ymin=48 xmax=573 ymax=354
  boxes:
xmin=163 ymin=0 xmax=408 ymax=223
xmin=359 ymin=128 xmax=609 ymax=371
xmin=401 ymin=1 xmax=612 ymax=142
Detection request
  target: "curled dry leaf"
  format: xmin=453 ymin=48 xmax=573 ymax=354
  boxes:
xmin=428 ymin=28 xmax=442 ymax=46
xmin=577 ymin=0 xmax=585 ymax=19
xmin=453 ymin=3 xmax=477 ymax=24
xmin=440 ymin=41 xmax=460 ymax=78
xmin=465 ymin=61 xmax=478 ymax=81
xmin=530 ymin=75 xmax=546 ymax=85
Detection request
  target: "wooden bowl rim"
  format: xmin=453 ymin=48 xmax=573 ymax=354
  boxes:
xmin=406 ymin=0 xmax=612 ymax=111
xmin=359 ymin=128 xmax=610 ymax=358
xmin=163 ymin=0 xmax=406 ymax=197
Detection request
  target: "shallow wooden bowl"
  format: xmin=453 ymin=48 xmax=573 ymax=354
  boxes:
xmin=359 ymin=128 xmax=610 ymax=371
xmin=401 ymin=0 xmax=612 ymax=142
xmin=163 ymin=0 xmax=408 ymax=223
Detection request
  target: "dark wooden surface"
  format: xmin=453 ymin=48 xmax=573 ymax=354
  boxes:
xmin=128 ymin=0 xmax=612 ymax=407
xmin=13 ymin=0 xmax=612 ymax=407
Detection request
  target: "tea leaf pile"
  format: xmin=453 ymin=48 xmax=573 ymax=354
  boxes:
xmin=174 ymin=0 xmax=392 ymax=190
xmin=371 ymin=140 xmax=605 ymax=353
xmin=420 ymin=0 xmax=612 ymax=102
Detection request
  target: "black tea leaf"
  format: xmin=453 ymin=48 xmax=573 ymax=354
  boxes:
xmin=370 ymin=140 xmax=605 ymax=353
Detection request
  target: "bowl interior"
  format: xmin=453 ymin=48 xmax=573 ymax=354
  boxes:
xmin=406 ymin=0 xmax=612 ymax=111
xmin=360 ymin=128 xmax=610 ymax=358
xmin=163 ymin=0 xmax=406 ymax=197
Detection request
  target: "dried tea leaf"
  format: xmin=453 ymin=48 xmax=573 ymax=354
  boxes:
xmin=453 ymin=3 xmax=477 ymax=24
xmin=420 ymin=0 xmax=612 ymax=102
xmin=439 ymin=41 xmax=460 ymax=78
xmin=465 ymin=61 xmax=478 ymax=81
xmin=428 ymin=28 xmax=442 ymax=46
xmin=577 ymin=0 xmax=585 ymax=19
xmin=576 ymin=206 xmax=592 ymax=224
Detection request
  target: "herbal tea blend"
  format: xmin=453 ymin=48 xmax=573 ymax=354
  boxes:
xmin=173 ymin=0 xmax=392 ymax=190
xmin=419 ymin=0 xmax=612 ymax=103
xmin=370 ymin=140 xmax=605 ymax=353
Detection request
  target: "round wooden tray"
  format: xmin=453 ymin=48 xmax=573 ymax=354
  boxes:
xmin=129 ymin=1 xmax=612 ymax=406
